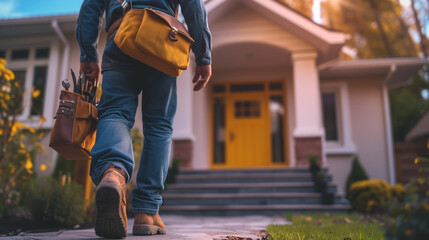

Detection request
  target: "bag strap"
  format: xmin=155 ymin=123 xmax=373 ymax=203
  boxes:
xmin=116 ymin=0 xmax=178 ymax=17
xmin=117 ymin=0 xmax=131 ymax=13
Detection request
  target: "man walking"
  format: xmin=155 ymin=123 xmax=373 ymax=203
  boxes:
xmin=76 ymin=0 xmax=212 ymax=238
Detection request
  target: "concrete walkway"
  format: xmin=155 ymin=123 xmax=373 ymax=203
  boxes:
xmin=5 ymin=215 xmax=289 ymax=240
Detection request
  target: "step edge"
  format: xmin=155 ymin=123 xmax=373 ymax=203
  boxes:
xmin=167 ymin=182 xmax=337 ymax=189
xmin=162 ymin=193 xmax=345 ymax=199
xmin=178 ymin=166 xmax=327 ymax=173
xmin=176 ymin=173 xmax=333 ymax=180
xmin=160 ymin=204 xmax=352 ymax=210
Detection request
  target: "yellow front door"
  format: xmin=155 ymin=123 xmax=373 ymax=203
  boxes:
xmin=225 ymin=93 xmax=271 ymax=168
xmin=210 ymin=81 xmax=289 ymax=168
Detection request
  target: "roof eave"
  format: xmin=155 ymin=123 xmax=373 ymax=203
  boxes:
xmin=206 ymin=0 xmax=347 ymax=50
xmin=405 ymin=110 xmax=429 ymax=142
xmin=319 ymin=58 xmax=428 ymax=86
xmin=0 ymin=14 xmax=78 ymax=25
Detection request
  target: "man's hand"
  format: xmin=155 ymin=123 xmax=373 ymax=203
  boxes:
xmin=80 ymin=62 xmax=100 ymax=83
xmin=193 ymin=65 xmax=212 ymax=91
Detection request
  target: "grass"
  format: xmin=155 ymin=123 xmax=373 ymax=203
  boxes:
xmin=267 ymin=213 xmax=385 ymax=240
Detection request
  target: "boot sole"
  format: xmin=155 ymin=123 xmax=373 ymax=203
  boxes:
xmin=95 ymin=184 xmax=127 ymax=238
xmin=133 ymin=224 xmax=166 ymax=235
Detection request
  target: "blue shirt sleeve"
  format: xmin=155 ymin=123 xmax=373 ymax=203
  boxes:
xmin=179 ymin=0 xmax=212 ymax=66
xmin=76 ymin=0 xmax=106 ymax=63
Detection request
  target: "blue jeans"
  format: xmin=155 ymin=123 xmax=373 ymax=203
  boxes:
xmin=90 ymin=35 xmax=177 ymax=214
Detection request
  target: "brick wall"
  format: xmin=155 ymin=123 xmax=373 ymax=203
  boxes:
xmin=294 ymin=137 xmax=322 ymax=166
xmin=172 ymin=140 xmax=193 ymax=169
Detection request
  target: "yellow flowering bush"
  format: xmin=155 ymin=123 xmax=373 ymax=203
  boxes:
xmin=383 ymin=143 xmax=429 ymax=239
xmin=348 ymin=179 xmax=392 ymax=213
xmin=0 ymin=58 xmax=45 ymax=217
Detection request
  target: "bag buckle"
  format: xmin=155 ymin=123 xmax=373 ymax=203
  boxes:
xmin=121 ymin=0 xmax=130 ymax=13
xmin=169 ymin=27 xmax=178 ymax=42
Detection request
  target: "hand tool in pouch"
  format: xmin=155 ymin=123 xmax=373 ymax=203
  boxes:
xmin=71 ymin=69 xmax=78 ymax=93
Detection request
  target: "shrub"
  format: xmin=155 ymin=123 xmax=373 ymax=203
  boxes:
xmin=308 ymin=154 xmax=320 ymax=177
xmin=309 ymin=154 xmax=318 ymax=166
xmin=314 ymin=172 xmax=328 ymax=193
xmin=166 ymin=157 xmax=181 ymax=185
xmin=384 ymin=185 xmax=429 ymax=240
xmin=0 ymin=58 xmax=46 ymax=216
xmin=348 ymin=179 xmax=391 ymax=213
xmin=390 ymin=184 xmax=406 ymax=202
xmin=30 ymin=176 xmax=85 ymax=228
xmin=345 ymin=156 xmax=369 ymax=198
xmin=414 ymin=139 xmax=429 ymax=196
xmin=52 ymin=154 xmax=75 ymax=180
xmin=315 ymin=172 xmax=326 ymax=183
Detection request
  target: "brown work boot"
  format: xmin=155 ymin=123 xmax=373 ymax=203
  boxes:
xmin=133 ymin=213 xmax=166 ymax=235
xmin=95 ymin=165 xmax=128 ymax=238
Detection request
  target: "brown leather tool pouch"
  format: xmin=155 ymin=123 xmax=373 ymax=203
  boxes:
xmin=49 ymin=90 xmax=98 ymax=161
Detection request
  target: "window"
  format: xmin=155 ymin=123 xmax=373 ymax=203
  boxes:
xmin=11 ymin=49 xmax=29 ymax=60
xmin=234 ymin=100 xmax=261 ymax=118
xmin=322 ymin=92 xmax=339 ymax=142
xmin=213 ymin=85 xmax=226 ymax=93
xmin=270 ymin=95 xmax=285 ymax=163
xmin=230 ymin=83 xmax=264 ymax=92
xmin=35 ymin=48 xmax=50 ymax=59
xmin=213 ymin=98 xmax=225 ymax=164
xmin=31 ymin=66 xmax=48 ymax=116
xmin=321 ymin=82 xmax=356 ymax=154
xmin=1 ymin=46 xmax=55 ymax=123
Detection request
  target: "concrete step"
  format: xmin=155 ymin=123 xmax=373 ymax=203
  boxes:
xmin=175 ymin=173 xmax=332 ymax=184
xmin=177 ymin=167 xmax=328 ymax=176
xmin=164 ymin=182 xmax=338 ymax=194
xmin=162 ymin=192 xmax=348 ymax=206
xmin=160 ymin=204 xmax=352 ymax=216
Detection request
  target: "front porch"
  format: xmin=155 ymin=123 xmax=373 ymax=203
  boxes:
xmin=172 ymin=0 xmax=347 ymax=170
xmin=160 ymin=167 xmax=351 ymax=216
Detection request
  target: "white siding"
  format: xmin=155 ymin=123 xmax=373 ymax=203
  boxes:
xmin=325 ymin=78 xmax=390 ymax=192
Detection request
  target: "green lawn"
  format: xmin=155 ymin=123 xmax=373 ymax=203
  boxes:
xmin=267 ymin=213 xmax=385 ymax=240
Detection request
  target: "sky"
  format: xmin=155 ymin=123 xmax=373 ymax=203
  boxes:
xmin=0 ymin=0 xmax=421 ymax=20
xmin=0 ymin=0 xmax=426 ymax=35
xmin=0 ymin=0 xmax=83 ymax=19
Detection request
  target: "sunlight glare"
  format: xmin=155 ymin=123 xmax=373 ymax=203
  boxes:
xmin=400 ymin=0 xmax=411 ymax=7
xmin=313 ymin=0 xmax=322 ymax=24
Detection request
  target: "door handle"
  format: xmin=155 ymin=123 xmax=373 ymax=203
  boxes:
xmin=229 ymin=131 xmax=235 ymax=142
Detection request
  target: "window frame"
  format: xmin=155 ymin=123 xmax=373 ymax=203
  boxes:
xmin=0 ymin=38 xmax=60 ymax=128
xmin=321 ymin=82 xmax=357 ymax=155
xmin=321 ymin=89 xmax=342 ymax=146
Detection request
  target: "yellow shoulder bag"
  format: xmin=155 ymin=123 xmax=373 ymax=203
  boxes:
xmin=112 ymin=0 xmax=194 ymax=77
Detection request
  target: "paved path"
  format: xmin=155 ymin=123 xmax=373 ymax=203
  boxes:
xmin=5 ymin=215 xmax=289 ymax=240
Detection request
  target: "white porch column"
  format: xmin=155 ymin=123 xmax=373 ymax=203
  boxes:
xmin=292 ymin=52 xmax=325 ymax=166
xmin=292 ymin=52 xmax=323 ymax=136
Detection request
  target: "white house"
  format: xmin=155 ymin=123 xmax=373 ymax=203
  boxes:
xmin=0 ymin=0 xmax=426 ymax=193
